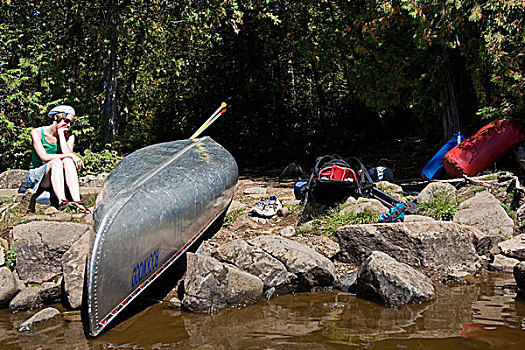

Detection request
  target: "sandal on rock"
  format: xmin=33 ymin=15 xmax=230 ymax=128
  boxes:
xmin=69 ymin=201 xmax=90 ymax=213
xmin=58 ymin=200 xmax=69 ymax=211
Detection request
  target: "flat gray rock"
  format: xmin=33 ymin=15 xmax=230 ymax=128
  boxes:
xmin=18 ymin=307 xmax=60 ymax=332
xmin=182 ymin=253 xmax=264 ymax=312
xmin=335 ymin=221 xmax=482 ymax=278
xmin=215 ymin=239 xmax=296 ymax=294
xmin=404 ymin=215 xmax=436 ymax=223
xmin=489 ymin=254 xmax=520 ymax=273
xmin=249 ymin=235 xmax=337 ymax=290
xmin=11 ymin=221 xmax=89 ymax=283
xmin=62 ymin=230 xmax=91 ymax=308
xmin=356 ymin=251 xmax=435 ymax=307
xmin=498 ymin=234 xmax=525 ymax=260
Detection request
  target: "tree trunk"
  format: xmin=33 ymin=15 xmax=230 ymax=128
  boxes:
xmin=310 ymin=62 xmax=327 ymax=128
xmin=101 ymin=0 xmax=118 ymax=142
xmin=434 ymin=46 xmax=461 ymax=140
xmin=441 ymin=67 xmax=461 ymax=140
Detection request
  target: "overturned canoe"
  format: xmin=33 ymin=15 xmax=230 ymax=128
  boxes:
xmin=86 ymin=136 xmax=238 ymax=336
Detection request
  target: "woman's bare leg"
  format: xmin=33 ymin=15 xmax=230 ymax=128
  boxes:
xmin=41 ymin=158 xmax=67 ymax=202
xmin=62 ymin=158 xmax=81 ymax=202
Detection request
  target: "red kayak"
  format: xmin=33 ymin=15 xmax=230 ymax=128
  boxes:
xmin=443 ymin=119 xmax=525 ymax=177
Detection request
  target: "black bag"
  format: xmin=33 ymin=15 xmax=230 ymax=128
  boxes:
xmin=304 ymin=155 xmax=374 ymax=206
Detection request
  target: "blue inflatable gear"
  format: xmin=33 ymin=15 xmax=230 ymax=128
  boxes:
xmin=421 ymin=133 xmax=466 ymax=180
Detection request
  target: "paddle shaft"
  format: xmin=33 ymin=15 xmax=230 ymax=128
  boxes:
xmin=190 ymin=102 xmax=227 ymax=140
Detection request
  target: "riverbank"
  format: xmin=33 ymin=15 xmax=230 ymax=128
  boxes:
xmin=1 ymin=169 xmax=525 ymax=348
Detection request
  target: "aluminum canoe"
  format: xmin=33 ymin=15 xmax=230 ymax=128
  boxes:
xmin=86 ymin=136 xmax=238 ymax=336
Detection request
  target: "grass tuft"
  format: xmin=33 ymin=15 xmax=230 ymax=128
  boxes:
xmin=418 ymin=193 xmax=457 ymax=221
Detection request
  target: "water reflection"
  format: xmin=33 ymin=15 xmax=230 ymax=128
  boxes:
xmin=0 ymin=274 xmax=524 ymax=349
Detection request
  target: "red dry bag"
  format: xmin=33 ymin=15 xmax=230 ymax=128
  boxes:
xmin=443 ymin=119 xmax=525 ymax=177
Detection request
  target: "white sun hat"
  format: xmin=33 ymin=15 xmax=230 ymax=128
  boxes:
xmin=48 ymin=105 xmax=75 ymax=118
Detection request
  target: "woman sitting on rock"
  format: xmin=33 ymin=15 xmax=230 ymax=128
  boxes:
xmin=25 ymin=105 xmax=87 ymax=211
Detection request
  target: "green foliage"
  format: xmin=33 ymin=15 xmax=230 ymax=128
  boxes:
xmin=5 ymin=249 xmax=16 ymax=271
xmin=473 ymin=186 xmax=487 ymax=194
xmin=1 ymin=0 xmax=524 ymax=168
xmin=299 ymin=206 xmax=377 ymax=236
xmin=223 ymin=208 xmax=245 ymax=227
xmin=501 ymin=203 xmax=516 ymax=220
xmin=80 ymin=149 xmax=122 ymax=176
xmin=418 ymin=194 xmax=458 ymax=221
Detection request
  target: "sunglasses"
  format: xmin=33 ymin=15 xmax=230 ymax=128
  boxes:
xmin=58 ymin=115 xmax=74 ymax=126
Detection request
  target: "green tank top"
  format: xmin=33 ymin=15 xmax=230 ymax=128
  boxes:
xmin=30 ymin=128 xmax=61 ymax=169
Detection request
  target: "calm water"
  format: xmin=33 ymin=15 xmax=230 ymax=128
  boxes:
xmin=1 ymin=274 xmax=524 ymax=349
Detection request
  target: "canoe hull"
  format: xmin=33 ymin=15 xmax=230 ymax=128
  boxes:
xmin=86 ymin=137 xmax=238 ymax=336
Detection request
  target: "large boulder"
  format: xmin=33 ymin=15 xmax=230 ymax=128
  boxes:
xmin=0 ymin=267 xmax=19 ymax=307
xmin=11 ymin=221 xmax=90 ymax=283
xmin=335 ymin=222 xmax=482 ymax=278
xmin=513 ymin=261 xmax=525 ymax=292
xmin=0 ymin=169 xmax=27 ymax=189
xmin=249 ymin=235 xmax=337 ymax=290
xmin=214 ymin=239 xmax=296 ymax=294
xmin=416 ymin=182 xmax=456 ymax=205
xmin=453 ymin=190 xmax=514 ymax=237
xmin=182 ymin=253 xmax=264 ymax=312
xmin=356 ymin=251 xmax=435 ymax=307
xmin=62 ymin=230 xmax=91 ymax=308
xmin=498 ymin=233 xmax=525 ymax=260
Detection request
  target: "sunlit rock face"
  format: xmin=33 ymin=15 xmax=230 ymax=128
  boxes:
xmin=335 ymin=221 xmax=482 ymax=278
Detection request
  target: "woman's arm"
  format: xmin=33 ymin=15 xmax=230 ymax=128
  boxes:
xmin=59 ymin=130 xmax=84 ymax=169
xmin=58 ymin=129 xmax=75 ymax=154
xmin=30 ymin=128 xmax=74 ymax=163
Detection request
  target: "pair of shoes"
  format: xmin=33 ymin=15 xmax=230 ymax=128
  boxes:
xmin=250 ymin=196 xmax=282 ymax=218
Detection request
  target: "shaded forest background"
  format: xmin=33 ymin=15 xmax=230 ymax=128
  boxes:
xmin=1 ymin=1 xmax=524 ymax=179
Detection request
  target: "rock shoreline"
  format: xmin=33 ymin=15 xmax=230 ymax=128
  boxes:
xmin=2 ymin=169 xmax=525 ymax=331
